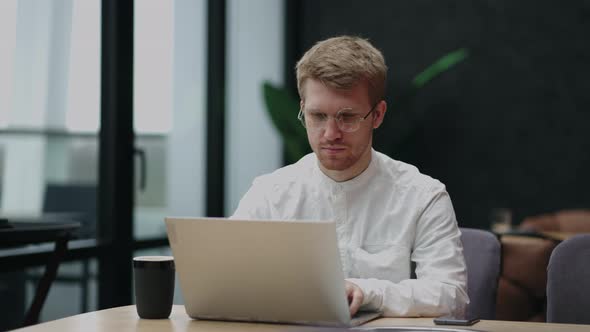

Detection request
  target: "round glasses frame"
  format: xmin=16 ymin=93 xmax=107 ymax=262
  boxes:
xmin=297 ymin=103 xmax=378 ymax=133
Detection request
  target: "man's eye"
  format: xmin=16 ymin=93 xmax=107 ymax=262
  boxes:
xmin=340 ymin=114 xmax=358 ymax=122
xmin=309 ymin=113 xmax=327 ymax=121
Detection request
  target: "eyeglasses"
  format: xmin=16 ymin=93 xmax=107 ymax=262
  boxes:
xmin=297 ymin=103 xmax=378 ymax=133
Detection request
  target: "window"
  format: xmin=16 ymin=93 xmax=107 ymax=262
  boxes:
xmin=134 ymin=0 xmax=173 ymax=134
xmin=0 ymin=0 xmax=17 ymax=127
xmin=66 ymin=0 xmax=101 ymax=132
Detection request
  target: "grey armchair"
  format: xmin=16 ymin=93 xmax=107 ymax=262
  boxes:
xmin=547 ymin=234 xmax=590 ymax=324
xmin=460 ymin=228 xmax=501 ymax=320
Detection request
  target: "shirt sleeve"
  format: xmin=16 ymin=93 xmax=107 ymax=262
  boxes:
xmin=230 ymin=177 xmax=272 ymax=220
xmin=346 ymin=188 xmax=469 ymax=317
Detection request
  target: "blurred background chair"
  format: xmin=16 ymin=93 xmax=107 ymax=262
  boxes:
xmin=546 ymin=234 xmax=590 ymax=324
xmin=43 ymin=184 xmax=97 ymax=238
xmin=459 ymin=228 xmax=501 ymax=320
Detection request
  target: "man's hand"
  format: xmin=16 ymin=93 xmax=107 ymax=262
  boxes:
xmin=345 ymin=281 xmax=364 ymax=316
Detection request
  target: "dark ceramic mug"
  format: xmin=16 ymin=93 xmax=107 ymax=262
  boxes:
xmin=133 ymin=256 xmax=175 ymax=319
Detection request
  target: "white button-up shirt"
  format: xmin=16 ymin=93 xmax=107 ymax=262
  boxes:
xmin=231 ymin=149 xmax=468 ymax=317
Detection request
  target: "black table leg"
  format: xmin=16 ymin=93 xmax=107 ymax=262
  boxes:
xmin=23 ymin=236 xmax=69 ymax=326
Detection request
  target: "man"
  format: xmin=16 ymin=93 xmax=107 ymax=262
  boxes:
xmin=232 ymin=36 xmax=468 ymax=317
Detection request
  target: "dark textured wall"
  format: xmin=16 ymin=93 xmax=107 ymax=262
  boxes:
xmin=293 ymin=0 xmax=590 ymax=228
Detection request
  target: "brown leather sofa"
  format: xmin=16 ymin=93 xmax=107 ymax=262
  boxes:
xmin=495 ymin=210 xmax=590 ymax=321
xmin=495 ymin=235 xmax=556 ymax=321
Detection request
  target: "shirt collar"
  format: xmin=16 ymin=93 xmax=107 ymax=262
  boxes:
xmin=313 ymin=149 xmax=378 ymax=194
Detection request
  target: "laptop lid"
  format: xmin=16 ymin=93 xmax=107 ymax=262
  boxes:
xmin=165 ymin=217 xmax=357 ymax=326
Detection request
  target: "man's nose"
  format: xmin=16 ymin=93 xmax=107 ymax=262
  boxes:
xmin=323 ymin=117 xmax=342 ymax=140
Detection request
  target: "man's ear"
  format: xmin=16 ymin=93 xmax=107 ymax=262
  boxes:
xmin=300 ymin=100 xmax=304 ymax=110
xmin=373 ymin=100 xmax=387 ymax=129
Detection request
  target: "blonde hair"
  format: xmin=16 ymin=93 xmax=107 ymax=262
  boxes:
xmin=296 ymin=36 xmax=387 ymax=105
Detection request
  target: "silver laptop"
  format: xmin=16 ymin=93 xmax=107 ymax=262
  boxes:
xmin=165 ymin=217 xmax=381 ymax=327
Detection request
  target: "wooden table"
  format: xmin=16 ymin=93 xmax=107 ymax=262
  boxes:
xmin=12 ymin=305 xmax=590 ymax=332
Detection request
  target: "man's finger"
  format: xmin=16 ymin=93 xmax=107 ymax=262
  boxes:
xmin=345 ymin=283 xmax=353 ymax=298
xmin=349 ymin=289 xmax=363 ymax=316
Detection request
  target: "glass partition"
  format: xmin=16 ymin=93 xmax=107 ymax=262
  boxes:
xmin=133 ymin=0 xmax=207 ymax=240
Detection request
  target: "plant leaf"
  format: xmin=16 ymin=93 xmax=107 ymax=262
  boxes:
xmin=262 ymin=81 xmax=310 ymax=163
xmin=412 ymin=48 xmax=469 ymax=88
